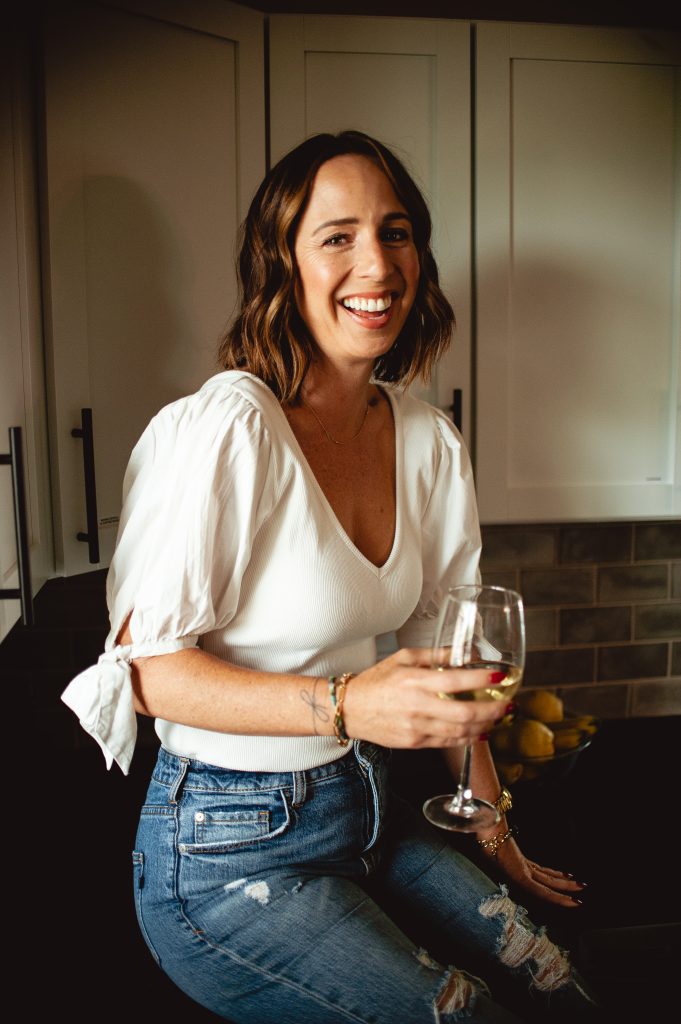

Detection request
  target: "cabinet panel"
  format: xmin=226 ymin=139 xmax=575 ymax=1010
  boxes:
xmin=1 ymin=31 xmax=53 ymax=641
xmin=476 ymin=23 xmax=681 ymax=522
xmin=41 ymin=0 xmax=264 ymax=574
xmin=270 ymin=15 xmax=472 ymax=437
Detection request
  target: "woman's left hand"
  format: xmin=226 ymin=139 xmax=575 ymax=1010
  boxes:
xmin=480 ymin=835 xmax=585 ymax=908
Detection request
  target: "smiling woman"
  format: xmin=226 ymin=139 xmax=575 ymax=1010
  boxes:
xmin=62 ymin=131 xmax=600 ymax=1023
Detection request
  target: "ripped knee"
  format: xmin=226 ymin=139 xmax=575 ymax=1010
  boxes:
xmin=415 ymin=951 xmax=489 ymax=1021
xmin=435 ymin=970 xmax=476 ymax=1014
xmin=479 ymin=889 xmax=571 ymax=992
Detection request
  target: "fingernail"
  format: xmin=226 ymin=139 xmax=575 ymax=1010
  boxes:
xmin=478 ymin=733 xmax=489 ymax=742
xmin=576 ymin=881 xmax=588 ymax=889
xmin=489 ymin=670 xmax=506 ymax=684
xmin=570 ymin=897 xmax=583 ymax=906
xmin=562 ymin=872 xmax=575 ymax=879
xmin=505 ymin=702 xmax=517 ymax=715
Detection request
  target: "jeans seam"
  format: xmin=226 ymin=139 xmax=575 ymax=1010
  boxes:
xmin=176 ymin=902 xmax=373 ymax=1024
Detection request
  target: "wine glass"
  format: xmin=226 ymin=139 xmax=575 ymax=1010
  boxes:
xmin=423 ymin=584 xmax=525 ymax=832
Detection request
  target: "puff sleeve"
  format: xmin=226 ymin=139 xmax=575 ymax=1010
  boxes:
xmin=396 ymin=411 xmax=482 ymax=649
xmin=61 ymin=382 xmax=278 ymax=774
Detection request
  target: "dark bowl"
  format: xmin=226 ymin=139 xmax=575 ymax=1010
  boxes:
xmin=493 ymin=715 xmax=598 ymax=786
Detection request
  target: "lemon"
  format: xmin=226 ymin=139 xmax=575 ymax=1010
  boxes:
xmin=497 ymin=761 xmax=524 ymax=785
xmin=489 ymin=725 xmax=515 ymax=756
xmin=553 ymin=728 xmax=583 ymax=751
xmin=512 ymin=718 xmax=555 ymax=758
xmin=516 ymin=689 xmax=564 ymax=723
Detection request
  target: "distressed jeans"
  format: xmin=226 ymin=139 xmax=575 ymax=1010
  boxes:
xmin=132 ymin=743 xmax=598 ymax=1023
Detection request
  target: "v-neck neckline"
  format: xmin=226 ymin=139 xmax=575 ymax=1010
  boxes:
xmin=275 ymin=384 xmax=402 ymax=577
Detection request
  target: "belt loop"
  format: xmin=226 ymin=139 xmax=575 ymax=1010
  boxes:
xmin=169 ymin=756 xmax=190 ymax=805
xmin=291 ymin=770 xmax=307 ymax=808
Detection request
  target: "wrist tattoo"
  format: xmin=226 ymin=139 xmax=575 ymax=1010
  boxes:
xmin=300 ymin=676 xmax=330 ymax=735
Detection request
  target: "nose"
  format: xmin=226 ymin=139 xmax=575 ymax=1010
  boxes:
xmin=357 ymin=234 xmax=392 ymax=281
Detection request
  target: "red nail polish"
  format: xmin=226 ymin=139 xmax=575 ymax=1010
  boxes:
xmin=571 ymin=897 xmax=583 ymax=905
xmin=479 ymin=733 xmax=489 ymax=742
xmin=489 ymin=670 xmax=506 ymax=684
xmin=505 ymin=702 xmax=516 ymax=715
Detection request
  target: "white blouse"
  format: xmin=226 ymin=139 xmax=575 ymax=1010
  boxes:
xmin=62 ymin=371 xmax=482 ymax=774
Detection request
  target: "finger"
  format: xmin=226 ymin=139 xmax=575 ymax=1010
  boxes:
xmin=527 ymin=881 xmax=584 ymax=908
xmin=427 ymin=666 xmax=508 ymax=698
xmin=527 ymin=863 xmax=586 ymax=893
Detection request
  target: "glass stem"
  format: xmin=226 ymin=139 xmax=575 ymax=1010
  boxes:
xmin=447 ymin=743 xmax=474 ymax=814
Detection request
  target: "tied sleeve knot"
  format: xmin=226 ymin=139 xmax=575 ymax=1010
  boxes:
xmin=61 ymin=636 xmax=198 ymax=774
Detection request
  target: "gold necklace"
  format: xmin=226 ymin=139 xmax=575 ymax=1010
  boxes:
xmin=301 ymin=395 xmax=371 ymax=445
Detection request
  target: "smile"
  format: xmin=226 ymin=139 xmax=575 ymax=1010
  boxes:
xmin=341 ymin=294 xmax=393 ymax=313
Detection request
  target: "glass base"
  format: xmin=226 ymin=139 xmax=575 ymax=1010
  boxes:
xmin=423 ymin=794 xmax=500 ymax=833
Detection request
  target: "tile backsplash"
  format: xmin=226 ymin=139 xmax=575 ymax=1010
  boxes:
xmin=3 ymin=519 xmax=679 ymax=755
xmin=480 ymin=520 xmax=681 ymax=718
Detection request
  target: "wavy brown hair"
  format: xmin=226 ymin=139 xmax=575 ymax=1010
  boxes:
xmin=218 ymin=131 xmax=454 ymax=401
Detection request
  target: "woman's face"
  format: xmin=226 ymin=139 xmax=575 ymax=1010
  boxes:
xmin=293 ymin=154 xmax=420 ymax=373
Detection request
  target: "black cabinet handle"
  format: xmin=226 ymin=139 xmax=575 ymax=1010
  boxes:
xmin=450 ymin=388 xmax=463 ymax=432
xmin=71 ymin=408 xmax=100 ymax=564
xmin=0 ymin=426 xmax=34 ymax=626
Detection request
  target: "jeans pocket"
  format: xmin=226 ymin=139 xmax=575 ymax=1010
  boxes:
xmin=178 ymin=789 xmax=291 ymax=855
xmin=176 ymin=789 xmax=294 ymax=903
xmin=132 ymin=851 xmax=161 ymax=966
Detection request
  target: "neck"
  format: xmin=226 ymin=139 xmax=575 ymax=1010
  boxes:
xmin=298 ymin=359 xmax=377 ymax=443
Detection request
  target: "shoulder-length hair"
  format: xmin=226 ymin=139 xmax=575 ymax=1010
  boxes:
xmin=218 ymin=131 xmax=454 ymax=402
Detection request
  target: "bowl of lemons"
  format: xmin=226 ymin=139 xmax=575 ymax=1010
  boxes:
xmin=490 ymin=689 xmax=598 ymax=786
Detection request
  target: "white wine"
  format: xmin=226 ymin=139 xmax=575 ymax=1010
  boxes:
xmin=437 ymin=661 xmax=523 ymax=702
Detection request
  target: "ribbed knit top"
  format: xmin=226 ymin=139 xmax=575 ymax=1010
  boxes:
xmin=61 ymin=371 xmax=481 ymax=773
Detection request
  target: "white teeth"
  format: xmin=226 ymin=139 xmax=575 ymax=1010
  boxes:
xmin=342 ymin=295 xmax=392 ymax=312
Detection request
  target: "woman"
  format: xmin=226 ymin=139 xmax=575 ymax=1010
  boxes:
xmin=63 ymin=131 xmax=596 ymax=1023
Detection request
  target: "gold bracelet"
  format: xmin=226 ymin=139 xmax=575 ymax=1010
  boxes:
xmin=493 ymin=787 xmax=513 ymax=815
xmin=478 ymin=826 xmax=514 ymax=857
xmin=329 ymin=672 xmax=354 ymax=746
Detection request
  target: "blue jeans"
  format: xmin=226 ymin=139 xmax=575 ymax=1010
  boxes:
xmin=132 ymin=744 xmax=598 ymax=1023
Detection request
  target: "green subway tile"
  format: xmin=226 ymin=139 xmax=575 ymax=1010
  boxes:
xmin=559 ymin=525 xmax=631 ymax=564
xmin=634 ymin=604 xmax=681 ymax=640
xmin=630 ymin=681 xmax=681 ymax=716
xmin=598 ymin=565 xmax=668 ymax=602
xmin=672 ymin=564 xmax=681 ymax=599
xmin=525 ymin=609 xmax=557 ymax=648
xmin=672 ymin=642 xmax=681 ymax=676
xmin=557 ymin=684 xmax=629 ymax=718
xmin=481 ymin=570 xmax=518 ymax=592
xmin=598 ymin=643 xmax=668 ymax=681
xmin=521 ymin=569 xmax=593 ymax=606
xmin=480 ymin=526 xmax=555 ymax=568
xmin=635 ymin=523 xmax=681 ymax=560
xmin=560 ymin=607 xmax=630 ymax=645
xmin=525 ymin=648 xmax=594 ymax=686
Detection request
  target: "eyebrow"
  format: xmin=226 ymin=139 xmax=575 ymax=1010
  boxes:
xmin=311 ymin=212 xmax=412 ymax=237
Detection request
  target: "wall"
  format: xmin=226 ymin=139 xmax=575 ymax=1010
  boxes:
xmin=481 ymin=520 xmax=681 ymax=717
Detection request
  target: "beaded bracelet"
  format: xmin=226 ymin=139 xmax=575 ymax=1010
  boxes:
xmin=329 ymin=673 xmax=355 ymax=746
xmin=478 ymin=826 xmax=515 ymax=857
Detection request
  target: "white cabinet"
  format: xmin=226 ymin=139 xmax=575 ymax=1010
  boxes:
xmin=40 ymin=0 xmax=265 ymax=574
xmin=475 ymin=23 xmax=681 ymax=522
xmin=1 ymin=30 xmax=53 ymax=642
xmin=269 ymin=14 xmax=473 ymax=438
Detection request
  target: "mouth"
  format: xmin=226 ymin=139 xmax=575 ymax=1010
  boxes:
xmin=339 ymin=292 xmax=397 ymax=329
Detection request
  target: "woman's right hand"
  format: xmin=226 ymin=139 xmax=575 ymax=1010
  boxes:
xmin=344 ymin=648 xmax=508 ymax=749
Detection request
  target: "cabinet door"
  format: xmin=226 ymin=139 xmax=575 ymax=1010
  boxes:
xmin=269 ymin=15 xmax=472 ymax=438
xmin=476 ymin=24 xmax=681 ymax=522
xmin=41 ymin=0 xmax=264 ymax=575
xmin=1 ymin=31 xmax=53 ymax=642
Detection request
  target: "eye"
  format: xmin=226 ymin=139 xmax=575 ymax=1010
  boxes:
xmin=322 ymin=233 xmax=350 ymax=248
xmin=381 ymin=227 xmax=411 ymax=244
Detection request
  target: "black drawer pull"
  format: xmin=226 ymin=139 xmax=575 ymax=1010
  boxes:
xmin=71 ymin=408 xmax=100 ymax=564
xmin=0 ymin=426 xmax=34 ymax=626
